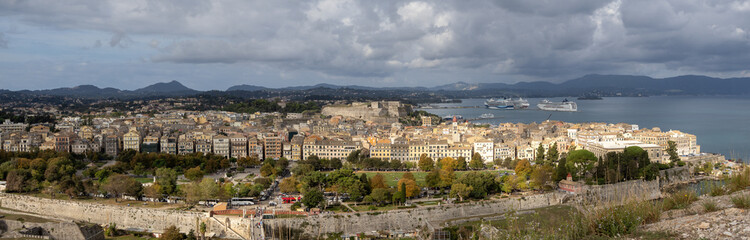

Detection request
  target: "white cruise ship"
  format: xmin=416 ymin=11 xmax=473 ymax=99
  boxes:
xmin=485 ymin=98 xmax=529 ymax=109
xmin=537 ymin=99 xmax=578 ymax=112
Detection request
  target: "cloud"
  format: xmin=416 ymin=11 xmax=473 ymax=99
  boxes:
xmin=1 ymin=0 xmax=750 ymax=89
xmin=0 ymin=33 xmax=7 ymax=48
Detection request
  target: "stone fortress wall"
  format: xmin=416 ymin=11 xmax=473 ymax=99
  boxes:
xmin=0 ymin=193 xmax=241 ymax=239
xmin=0 ymin=170 xmax=684 ymax=239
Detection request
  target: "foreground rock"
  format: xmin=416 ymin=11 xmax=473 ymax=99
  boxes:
xmin=644 ymin=208 xmax=750 ymax=239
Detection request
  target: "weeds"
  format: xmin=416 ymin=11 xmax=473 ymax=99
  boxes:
xmin=701 ymin=200 xmax=719 ymax=212
xmin=586 ymin=200 xmax=663 ymax=237
xmin=731 ymin=194 xmax=750 ymax=209
xmin=727 ymin=168 xmax=750 ymax=193
xmin=708 ymin=182 xmax=727 ymax=196
xmin=662 ymin=190 xmax=698 ymax=210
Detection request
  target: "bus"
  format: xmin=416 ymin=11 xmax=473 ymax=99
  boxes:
xmin=230 ymin=197 xmax=256 ymax=206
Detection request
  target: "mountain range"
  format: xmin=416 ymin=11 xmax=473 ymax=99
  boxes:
xmin=5 ymin=74 xmax=750 ymax=99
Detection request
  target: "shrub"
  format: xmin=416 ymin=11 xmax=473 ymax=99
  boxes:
xmin=586 ymin=201 xmax=662 ymax=237
xmin=702 ymin=200 xmax=719 ymax=212
xmin=662 ymin=190 xmax=698 ymax=210
xmin=731 ymin=194 xmax=750 ymax=209
xmin=708 ymin=183 xmax=727 ymax=197
xmin=727 ymin=168 xmax=750 ymax=193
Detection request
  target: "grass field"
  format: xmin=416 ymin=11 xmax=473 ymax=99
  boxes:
xmin=356 ymin=170 xmax=511 ymax=187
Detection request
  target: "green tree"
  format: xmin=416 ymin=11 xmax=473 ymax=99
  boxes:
xmin=302 ymin=188 xmax=325 ymax=209
xmin=530 ymin=165 xmax=554 ymax=190
xmin=469 ymin=153 xmax=484 ymax=170
xmin=546 ymin=142 xmax=559 ymax=165
xmin=103 ymin=174 xmax=143 ymax=199
xmin=184 ymin=166 xmax=204 ymax=182
xmin=369 ymin=188 xmax=391 ymax=206
xmin=535 ymin=143 xmax=545 ymax=165
xmin=425 ymin=168 xmax=441 ymax=188
xmin=565 ymin=150 xmax=597 ymax=180
xmin=455 ymin=157 xmax=467 ymax=170
xmin=279 ymin=176 xmax=299 ymax=193
xmin=418 ymin=154 xmax=434 ymax=171
xmin=667 ymin=140 xmax=680 ymax=163
xmin=160 ymin=225 xmax=183 ymax=240
xmin=450 ymin=183 xmax=473 ymax=201
xmin=156 ymin=167 xmax=178 ymax=195
xmin=397 ymin=178 xmax=419 ymax=198
xmin=260 ymin=163 xmax=275 ymax=177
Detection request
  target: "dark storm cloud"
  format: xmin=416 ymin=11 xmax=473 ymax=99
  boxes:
xmin=1 ymin=0 xmax=750 ymax=89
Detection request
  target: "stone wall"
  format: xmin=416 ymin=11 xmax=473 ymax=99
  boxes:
xmin=263 ymin=192 xmax=564 ymax=237
xmin=0 ymin=193 xmax=239 ymax=239
xmin=0 ymin=220 xmax=104 ymax=240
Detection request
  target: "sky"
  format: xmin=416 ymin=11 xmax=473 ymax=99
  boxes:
xmin=1 ymin=0 xmax=750 ymax=91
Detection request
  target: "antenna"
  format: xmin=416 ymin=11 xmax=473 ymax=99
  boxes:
xmin=545 ymin=113 xmax=552 ymax=121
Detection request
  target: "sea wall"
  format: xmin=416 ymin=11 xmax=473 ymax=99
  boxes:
xmin=0 ymin=220 xmax=104 ymax=240
xmin=0 ymin=193 xmax=239 ymax=239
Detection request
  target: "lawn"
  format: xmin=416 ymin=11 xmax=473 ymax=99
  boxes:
xmin=0 ymin=207 xmax=56 ymax=223
xmin=356 ymin=170 xmax=511 ymax=187
xmin=134 ymin=177 xmax=154 ymax=183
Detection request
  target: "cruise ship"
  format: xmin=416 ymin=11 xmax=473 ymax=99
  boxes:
xmin=484 ymin=98 xmax=529 ymax=109
xmin=537 ymin=99 xmax=578 ymax=112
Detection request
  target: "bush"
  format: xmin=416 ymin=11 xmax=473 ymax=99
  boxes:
xmin=709 ymin=183 xmax=727 ymax=197
xmin=662 ymin=190 xmax=698 ymax=210
xmin=586 ymin=201 xmax=662 ymax=237
xmin=731 ymin=194 xmax=750 ymax=209
xmin=727 ymin=168 xmax=750 ymax=193
xmin=702 ymin=200 xmax=719 ymax=212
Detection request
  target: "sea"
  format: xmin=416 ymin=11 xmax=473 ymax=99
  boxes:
xmin=418 ymin=96 xmax=750 ymax=162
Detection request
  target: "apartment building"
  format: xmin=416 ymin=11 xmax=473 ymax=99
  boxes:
xmin=213 ymin=135 xmax=230 ymax=158
xmin=230 ymin=134 xmax=248 ymax=158
xmin=264 ymin=136 xmax=283 ymax=159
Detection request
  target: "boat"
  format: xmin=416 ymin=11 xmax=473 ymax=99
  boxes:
xmin=479 ymin=113 xmax=494 ymax=119
xmin=485 ymin=98 xmax=529 ymax=109
xmin=537 ymin=99 xmax=578 ymax=112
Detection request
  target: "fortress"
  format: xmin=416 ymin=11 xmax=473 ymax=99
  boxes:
xmin=321 ymin=101 xmax=411 ymax=122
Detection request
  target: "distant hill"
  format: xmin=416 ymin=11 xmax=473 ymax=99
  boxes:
xmin=226 ymin=84 xmax=268 ymax=91
xmin=9 ymin=74 xmax=750 ymax=100
xmin=134 ymin=80 xmax=199 ymax=95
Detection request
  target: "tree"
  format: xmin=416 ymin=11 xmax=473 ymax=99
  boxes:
xmin=425 ymin=168 xmax=441 ymax=188
xmin=279 ymin=176 xmax=299 ymax=193
xmin=554 ymin=157 xmax=568 ymax=182
xmin=450 ymin=183 xmax=473 ymax=201
xmin=565 ymin=150 xmax=597 ymax=180
xmin=514 ymin=159 xmax=532 ymax=176
xmin=546 ymin=142 xmax=559 ymax=165
xmin=160 ymin=225 xmax=183 ymax=240
xmin=418 ymin=154 xmax=434 ymax=171
xmin=439 ymin=158 xmax=456 ymax=188
xmin=370 ymin=174 xmax=387 ymax=189
xmin=260 ymin=163 xmax=275 ymax=177
xmin=103 ymin=174 xmax=142 ymax=199
xmin=199 ymin=222 xmax=206 ymax=240
xmin=302 ymin=188 xmax=325 ymax=209
xmin=184 ymin=167 xmax=204 ymax=182
xmin=402 ymin=172 xmax=415 ymax=181
xmin=455 ymin=157 xmax=467 ymax=170
xmin=667 ymin=140 xmax=680 ymax=163
xmin=397 ymin=178 xmax=419 ymax=198
xmin=469 ymin=153 xmax=484 ymax=170
xmin=6 ymin=169 xmax=30 ymax=192
xmin=535 ymin=143 xmax=546 ymax=165
xmin=369 ymin=188 xmax=391 ymax=206
xmin=530 ymin=165 xmax=554 ymax=190
xmin=144 ymin=183 xmax=163 ymax=199
xmin=156 ymin=168 xmax=178 ymax=195
xmin=198 ymin=178 xmax=220 ymax=200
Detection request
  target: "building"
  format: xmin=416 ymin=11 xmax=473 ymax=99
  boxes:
xmin=582 ymin=140 xmax=665 ymax=163
xmin=303 ymin=138 xmax=360 ymax=160
xmin=248 ymin=136 xmax=264 ymax=159
xmin=177 ymin=134 xmax=195 ymax=155
xmin=473 ymin=140 xmax=494 ymax=164
xmin=213 ymin=135 xmax=230 ymax=158
xmin=54 ymin=132 xmax=74 ymax=153
xmin=141 ymin=135 xmax=160 ymax=153
xmin=0 ymin=119 xmax=26 ymax=133
xmin=123 ymin=129 xmax=141 ymax=152
xmin=160 ymin=135 xmax=177 ymax=154
xmin=105 ymin=135 xmax=120 ymax=157
xmin=230 ymin=134 xmax=248 ymax=158
xmin=289 ymin=135 xmax=304 ymax=161
xmin=264 ymin=136 xmax=283 ymax=159
xmin=421 ymin=116 xmax=432 ymax=127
